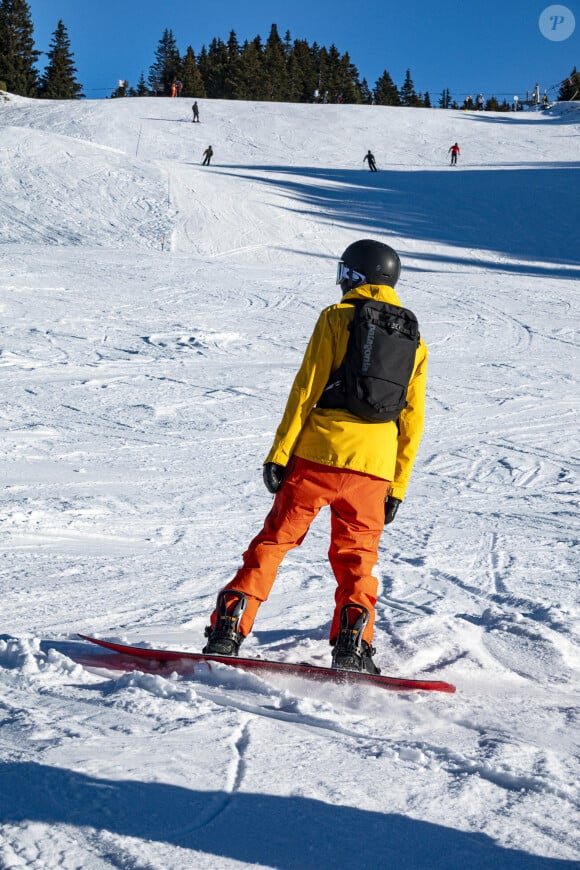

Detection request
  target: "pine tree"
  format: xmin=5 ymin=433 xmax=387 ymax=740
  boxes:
xmin=288 ymin=38 xmax=317 ymax=102
xmin=136 ymin=71 xmax=149 ymax=96
xmin=148 ymin=28 xmax=181 ymax=95
xmin=321 ymin=43 xmax=339 ymax=101
xmin=264 ymin=23 xmax=288 ymax=100
xmin=224 ymin=30 xmax=244 ymax=99
xmin=238 ymin=37 xmax=268 ymax=100
xmin=286 ymin=43 xmax=303 ymax=102
xmin=423 ymin=91 xmax=431 ymax=107
xmin=324 ymin=44 xmax=355 ymax=102
xmin=558 ymin=67 xmax=580 ymax=100
xmin=315 ymin=45 xmax=329 ymax=100
xmin=0 ymin=0 xmax=39 ymax=95
xmin=374 ymin=69 xmax=400 ymax=105
xmin=180 ymin=45 xmax=206 ymax=98
xmin=331 ymin=50 xmax=362 ymax=103
xmin=38 ymin=19 xmax=82 ymax=99
xmin=359 ymin=77 xmax=372 ymax=104
xmin=197 ymin=45 xmax=210 ymax=93
xmin=203 ymin=37 xmax=229 ymax=98
xmin=439 ymin=88 xmax=452 ymax=108
xmin=400 ymin=68 xmax=420 ymax=106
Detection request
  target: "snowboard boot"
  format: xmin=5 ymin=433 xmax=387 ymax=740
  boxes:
xmin=203 ymin=589 xmax=247 ymax=656
xmin=331 ymin=603 xmax=380 ymax=674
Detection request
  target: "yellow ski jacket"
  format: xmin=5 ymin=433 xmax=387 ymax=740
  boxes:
xmin=264 ymin=283 xmax=427 ymax=501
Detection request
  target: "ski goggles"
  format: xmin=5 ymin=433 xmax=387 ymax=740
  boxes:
xmin=336 ymin=261 xmax=366 ymax=286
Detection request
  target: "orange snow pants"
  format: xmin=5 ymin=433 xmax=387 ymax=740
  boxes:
xmin=211 ymin=457 xmax=389 ymax=644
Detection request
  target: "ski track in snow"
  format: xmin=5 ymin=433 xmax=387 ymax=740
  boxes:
xmin=0 ymin=94 xmax=579 ymax=869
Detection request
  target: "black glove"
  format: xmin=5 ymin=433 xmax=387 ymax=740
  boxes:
xmin=263 ymin=462 xmax=286 ymax=494
xmin=384 ymin=496 xmax=401 ymax=525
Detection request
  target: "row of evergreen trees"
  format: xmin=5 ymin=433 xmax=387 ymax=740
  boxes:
xmin=1 ymin=0 xmax=578 ymax=108
xmin=139 ymin=25 xmax=435 ymax=107
xmin=127 ymin=28 xmax=580 ymax=109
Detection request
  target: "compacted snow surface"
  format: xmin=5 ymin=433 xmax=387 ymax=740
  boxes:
xmin=0 ymin=94 xmax=579 ymax=869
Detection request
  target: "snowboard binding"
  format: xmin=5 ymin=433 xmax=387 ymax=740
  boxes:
xmin=203 ymin=589 xmax=247 ymax=657
xmin=331 ymin=604 xmax=380 ymax=674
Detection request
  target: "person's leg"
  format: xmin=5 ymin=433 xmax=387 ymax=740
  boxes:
xmin=209 ymin=458 xmax=331 ymax=637
xmin=327 ymin=471 xmax=389 ymax=645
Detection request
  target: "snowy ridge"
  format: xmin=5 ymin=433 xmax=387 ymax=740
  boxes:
xmin=0 ymin=94 xmax=579 ymax=868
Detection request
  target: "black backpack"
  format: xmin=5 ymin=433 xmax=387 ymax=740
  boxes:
xmin=317 ymin=299 xmax=420 ymax=422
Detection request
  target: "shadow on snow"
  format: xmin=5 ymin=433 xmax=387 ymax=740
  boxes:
xmin=214 ymin=163 xmax=580 ymax=276
xmin=462 ymin=111 xmax=580 ymax=126
xmin=0 ymin=762 xmax=576 ymax=869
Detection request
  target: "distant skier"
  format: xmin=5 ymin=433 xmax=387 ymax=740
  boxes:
xmin=192 ymin=101 xmax=200 ymax=122
xmin=363 ymin=150 xmax=377 ymax=172
xmin=448 ymin=142 xmax=460 ymax=165
xmin=476 ymin=93 xmax=484 ymax=110
xmin=202 ymin=145 xmax=213 ymax=166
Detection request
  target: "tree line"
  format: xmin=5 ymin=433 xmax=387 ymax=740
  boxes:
xmin=139 ymin=25 xmax=435 ymax=107
xmin=123 ymin=29 xmax=580 ymax=110
xmin=0 ymin=0 xmax=578 ymax=109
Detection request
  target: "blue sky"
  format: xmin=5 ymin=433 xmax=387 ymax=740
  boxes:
xmin=28 ymin=0 xmax=578 ymax=102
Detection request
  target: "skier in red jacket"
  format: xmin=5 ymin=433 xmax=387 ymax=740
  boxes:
xmin=448 ymin=143 xmax=460 ymax=165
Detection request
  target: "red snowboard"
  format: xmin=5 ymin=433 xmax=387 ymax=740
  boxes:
xmin=78 ymin=634 xmax=456 ymax=694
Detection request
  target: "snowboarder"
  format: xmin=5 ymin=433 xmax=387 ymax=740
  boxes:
xmin=192 ymin=101 xmax=200 ymax=122
xmin=202 ymin=145 xmax=213 ymax=166
xmin=363 ymin=150 xmax=377 ymax=172
xmin=448 ymin=142 xmax=460 ymax=165
xmin=203 ymin=240 xmax=428 ymax=673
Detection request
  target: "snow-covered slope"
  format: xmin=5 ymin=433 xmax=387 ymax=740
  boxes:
xmin=0 ymin=94 xmax=578 ymax=869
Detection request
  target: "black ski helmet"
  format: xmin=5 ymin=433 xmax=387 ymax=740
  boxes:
xmin=337 ymin=239 xmax=401 ymax=292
